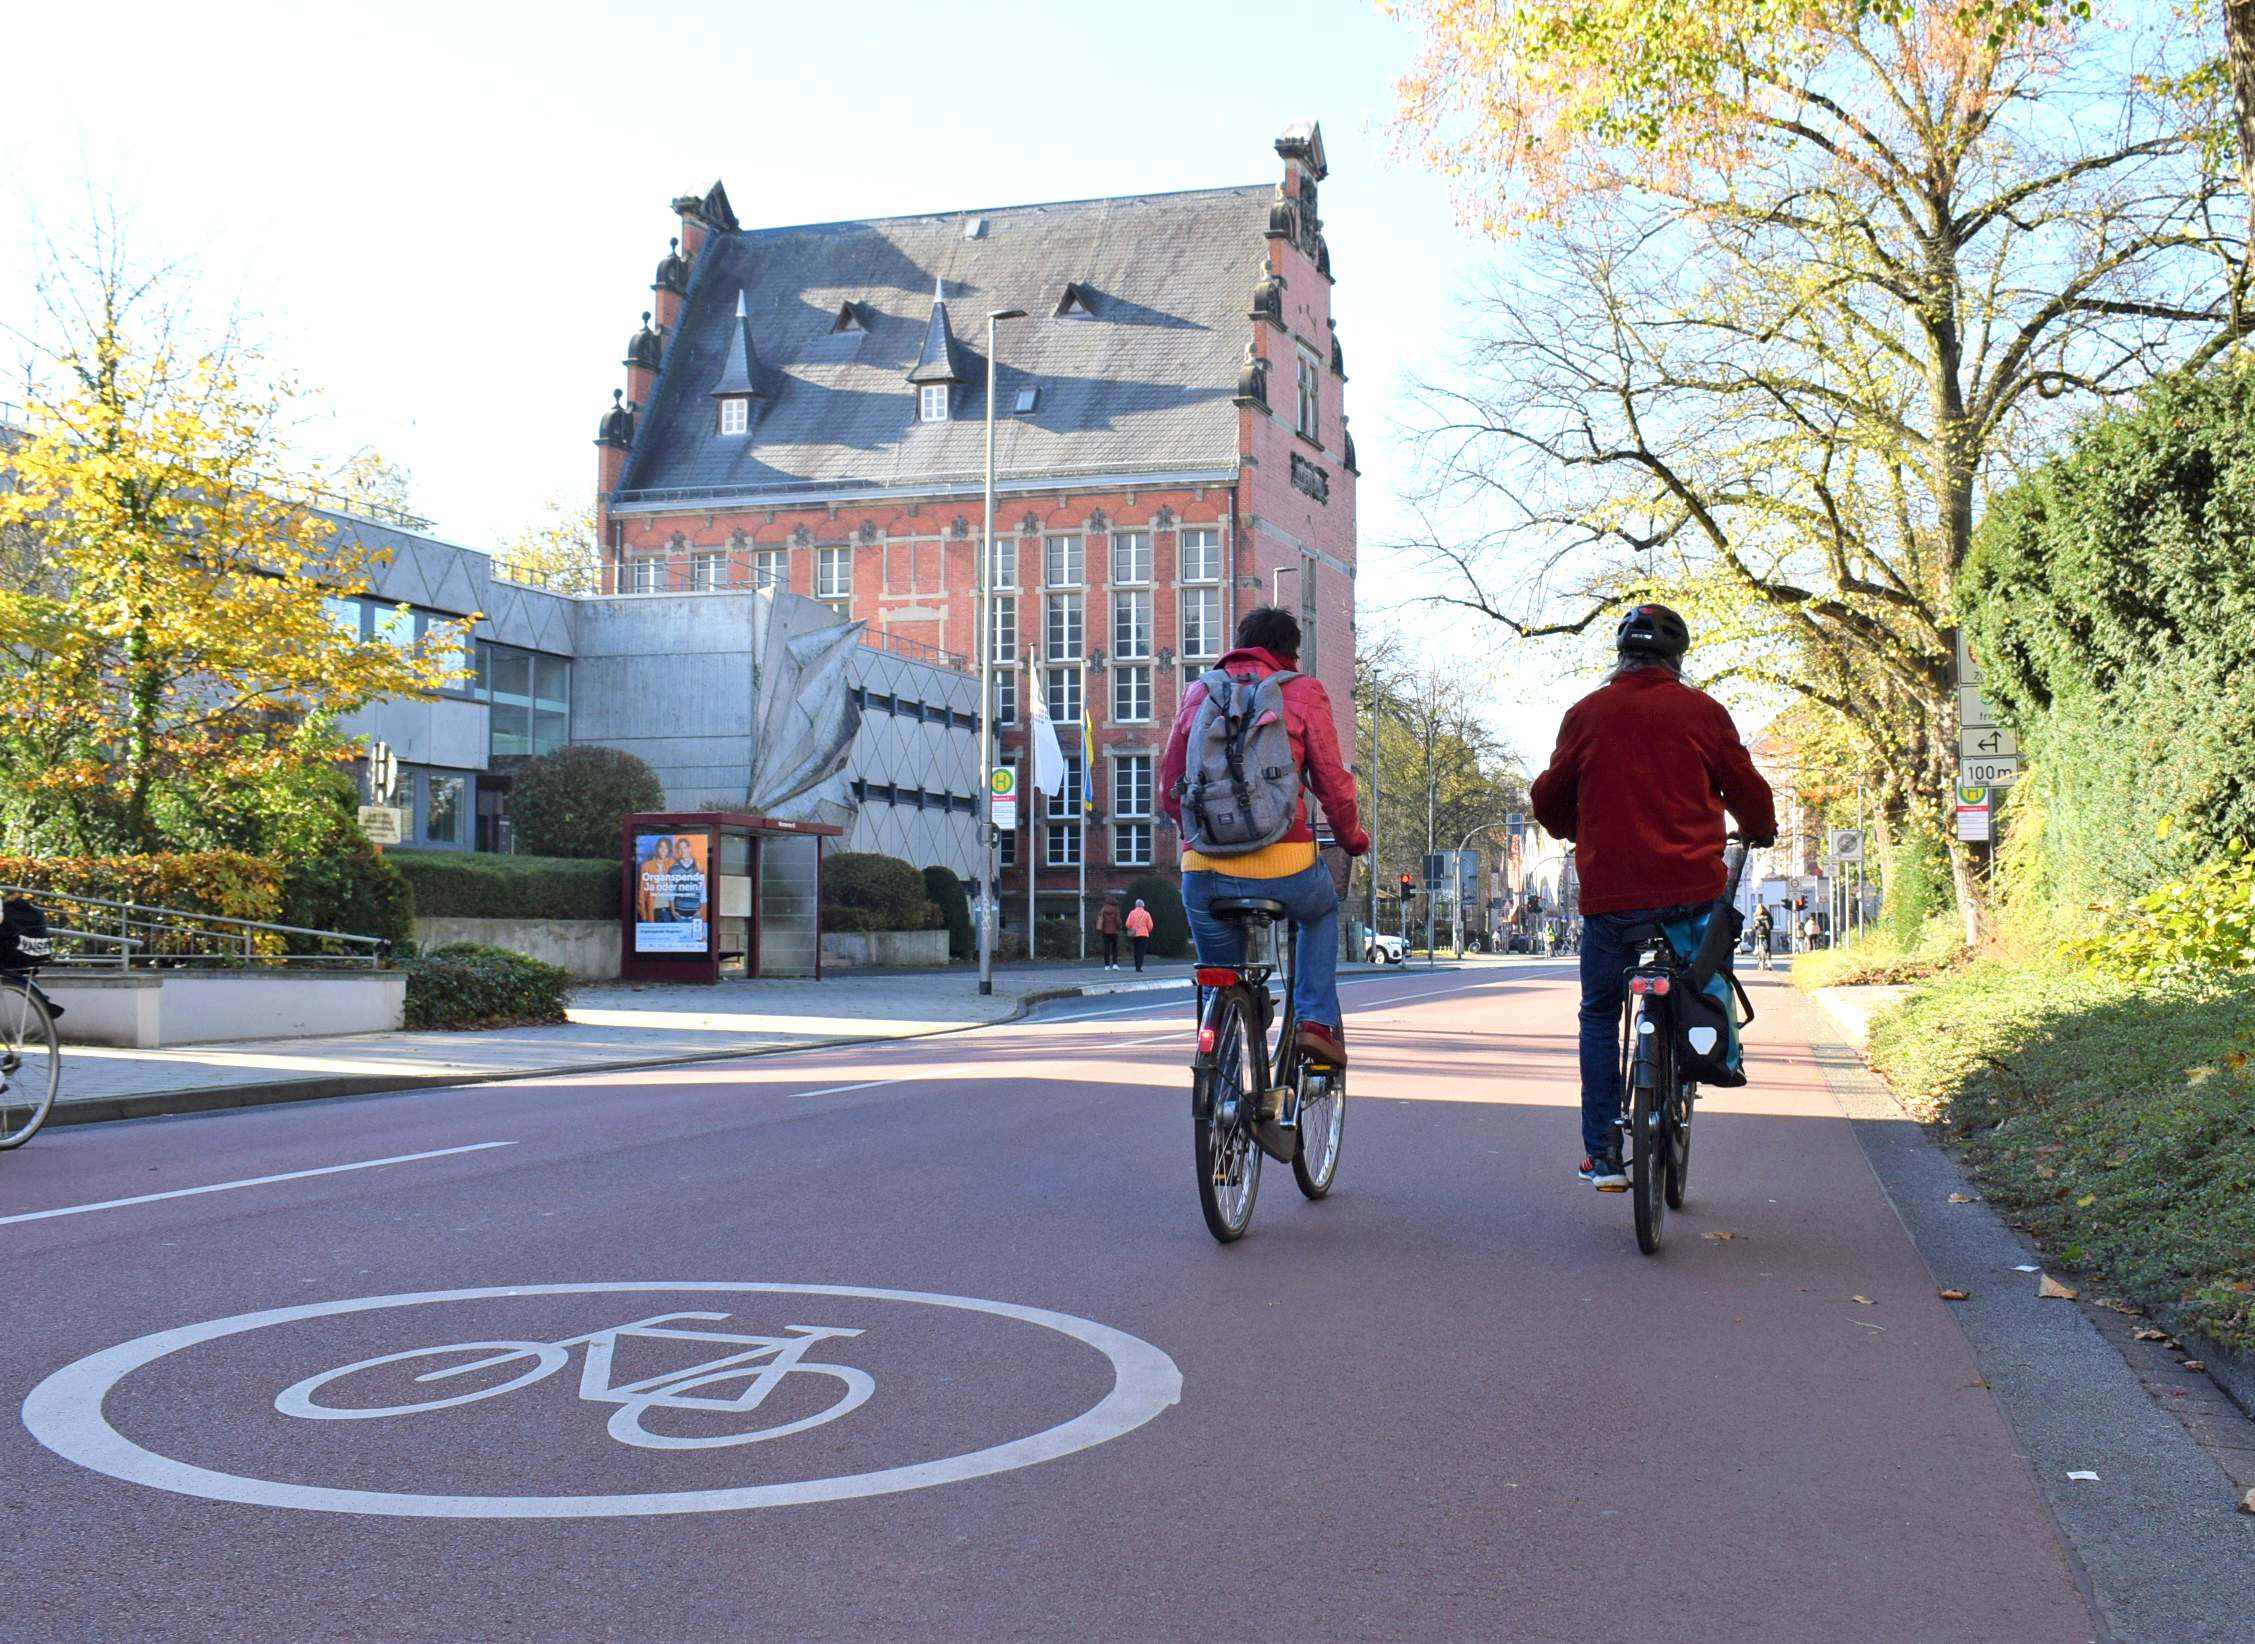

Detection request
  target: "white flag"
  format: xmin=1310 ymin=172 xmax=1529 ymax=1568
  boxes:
xmin=1029 ymin=696 xmax=1066 ymax=795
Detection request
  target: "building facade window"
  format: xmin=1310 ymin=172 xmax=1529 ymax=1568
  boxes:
xmin=1111 ymin=530 xmax=1152 ymax=585
xmin=1044 ymin=594 xmax=1082 ymax=661
xmin=992 ymin=593 xmax=1017 ymax=658
xmin=1045 ymin=666 xmax=1082 ymax=725
xmin=1114 ymin=822 xmax=1153 ymax=867
xmin=1180 ymin=526 xmax=1221 ymax=585
xmin=1046 ymin=823 xmax=1083 ymax=868
xmin=690 ymin=550 xmax=726 ymax=591
xmin=475 ymin=643 xmax=571 ymax=759
xmin=992 ymin=669 xmax=1018 ymax=727
xmin=423 ymin=772 xmax=465 ymax=844
xmin=1112 ymin=665 xmax=1151 ymax=722
xmin=753 ymin=547 xmax=787 ymax=588
xmin=1112 ymin=589 xmax=1152 ymax=660
xmin=919 ymin=384 xmax=951 ymax=423
xmin=990 ymin=533 xmax=1018 ymax=588
xmin=718 ymin=397 xmax=750 ymax=435
xmin=629 ymin=555 xmax=666 ymax=594
xmin=1114 ymin=754 xmax=1152 ymax=817
xmin=1298 ymin=554 xmax=1319 ymax=671
xmin=1295 ymin=349 xmax=1321 ymax=440
xmin=817 ymin=546 xmax=852 ymax=605
xmin=1044 ymin=534 xmax=1083 ymax=588
xmin=1181 ymin=587 xmax=1222 ymax=659
xmin=997 ymin=826 xmax=1017 ymax=868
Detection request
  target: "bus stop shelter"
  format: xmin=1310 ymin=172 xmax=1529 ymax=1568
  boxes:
xmin=618 ymin=812 xmax=842 ymax=983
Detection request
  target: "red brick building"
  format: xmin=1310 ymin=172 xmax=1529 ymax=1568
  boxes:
xmin=594 ymin=122 xmax=1356 ymax=922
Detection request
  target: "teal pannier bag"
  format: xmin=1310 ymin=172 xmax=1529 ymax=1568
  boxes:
xmin=1658 ymin=902 xmax=1755 ymax=1088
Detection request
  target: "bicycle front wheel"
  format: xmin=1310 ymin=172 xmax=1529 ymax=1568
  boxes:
xmin=0 ymin=981 xmax=60 ymax=1149
xmin=1291 ymin=1061 xmax=1346 ymax=1199
xmin=1192 ymin=989 xmax=1262 ymax=1242
xmin=1631 ymin=1003 xmax=1669 ymax=1254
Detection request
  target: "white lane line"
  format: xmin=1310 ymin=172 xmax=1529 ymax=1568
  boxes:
xmin=0 ymin=1142 xmax=517 ymax=1228
xmin=788 ymin=1067 xmax=992 ymax=1100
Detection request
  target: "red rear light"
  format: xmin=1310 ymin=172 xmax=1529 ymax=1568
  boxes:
xmin=1629 ymin=975 xmax=1671 ymax=996
xmin=1197 ymin=1025 xmax=1216 ymax=1055
xmin=1195 ymin=968 xmax=1238 ymax=988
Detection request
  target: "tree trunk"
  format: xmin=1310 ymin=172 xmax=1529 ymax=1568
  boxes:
xmin=2224 ymin=0 xmax=2255 ymax=251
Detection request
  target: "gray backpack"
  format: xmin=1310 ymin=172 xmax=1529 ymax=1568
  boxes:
xmin=1174 ymin=666 xmax=1304 ymax=855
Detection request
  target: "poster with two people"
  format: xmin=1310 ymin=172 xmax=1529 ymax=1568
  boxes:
xmin=634 ymin=832 xmax=710 ymax=954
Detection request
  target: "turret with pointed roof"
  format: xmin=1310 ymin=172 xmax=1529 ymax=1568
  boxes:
xmin=907 ymin=277 xmax=967 ymax=386
xmin=710 ymin=290 xmax=766 ymax=401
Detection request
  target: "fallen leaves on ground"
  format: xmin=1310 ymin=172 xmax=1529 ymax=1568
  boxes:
xmin=1948 ymin=1192 xmax=1976 ymax=1204
xmin=2133 ymin=1326 xmax=2173 ymax=1343
xmin=2038 ymin=1275 xmax=2080 ymax=1300
xmin=2183 ymin=1360 xmax=2206 ymax=1372
xmin=2239 ymin=1488 xmax=2255 ymax=1516
xmin=1851 ymin=1295 xmax=1877 ymax=1305
xmin=1701 ymin=1231 xmax=1735 ymax=1241
xmin=1938 ymin=1288 xmax=1971 ymax=1300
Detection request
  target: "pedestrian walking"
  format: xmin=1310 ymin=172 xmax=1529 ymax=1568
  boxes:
xmin=1751 ymin=902 xmax=1773 ymax=972
xmin=1124 ymin=899 xmax=1154 ymax=971
xmin=1095 ymin=897 xmax=1122 ymax=970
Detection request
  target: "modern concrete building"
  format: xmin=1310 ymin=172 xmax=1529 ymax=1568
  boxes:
xmin=330 ymin=513 xmax=979 ymax=880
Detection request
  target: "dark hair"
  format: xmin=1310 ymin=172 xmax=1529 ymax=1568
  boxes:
xmin=1235 ymin=605 xmax=1301 ymax=660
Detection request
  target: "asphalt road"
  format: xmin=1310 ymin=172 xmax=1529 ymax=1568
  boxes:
xmin=2 ymin=963 xmax=2108 ymax=1642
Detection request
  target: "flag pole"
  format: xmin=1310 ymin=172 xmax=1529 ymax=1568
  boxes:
xmin=1078 ymin=657 xmax=1090 ymax=963
xmin=1027 ymin=643 xmax=1037 ymax=950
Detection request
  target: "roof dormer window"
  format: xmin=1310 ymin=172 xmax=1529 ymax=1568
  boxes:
xmin=919 ymin=384 xmax=951 ymax=424
xmin=830 ymin=301 xmax=868 ymax=334
xmin=1055 ymin=283 xmax=1096 ymax=317
xmin=718 ymin=397 xmax=750 ymax=436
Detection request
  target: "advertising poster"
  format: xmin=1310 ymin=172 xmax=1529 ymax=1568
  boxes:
xmin=634 ymin=831 xmax=711 ymax=954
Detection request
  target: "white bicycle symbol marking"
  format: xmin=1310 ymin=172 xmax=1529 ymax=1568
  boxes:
xmin=274 ymin=1313 xmax=873 ymax=1450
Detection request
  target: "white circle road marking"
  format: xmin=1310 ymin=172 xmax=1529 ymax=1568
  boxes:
xmin=21 ymin=1282 xmax=1183 ymax=1519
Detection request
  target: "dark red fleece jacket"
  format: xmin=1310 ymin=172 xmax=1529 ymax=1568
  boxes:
xmin=1529 ymin=668 xmax=1777 ymax=916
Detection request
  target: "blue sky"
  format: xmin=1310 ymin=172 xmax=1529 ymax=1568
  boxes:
xmin=4 ymin=0 xmax=1592 ymax=753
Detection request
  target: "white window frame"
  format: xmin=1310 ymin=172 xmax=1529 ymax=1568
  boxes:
xmin=992 ymin=667 xmax=1018 ymax=728
xmin=718 ymin=397 xmax=750 ymax=436
xmin=1111 ymin=530 xmax=1152 ymax=586
xmin=919 ymin=384 xmax=951 ymax=423
xmin=1112 ymin=589 xmax=1152 ymax=659
xmin=1181 ymin=586 xmax=1222 ymax=659
xmin=1113 ymin=821 xmax=1153 ymax=868
xmin=1114 ymin=754 xmax=1153 ymax=817
xmin=629 ymin=555 xmax=667 ymax=594
xmin=1296 ymin=350 xmax=1321 ymax=440
xmin=997 ymin=825 xmax=1018 ymax=867
xmin=1045 ymin=667 xmax=1082 ymax=725
xmin=1112 ymin=663 xmax=1151 ymax=724
xmin=753 ymin=547 xmax=787 ymax=589
xmin=1045 ymin=822 xmax=1083 ymax=868
xmin=690 ymin=550 xmax=726 ymax=591
xmin=1180 ymin=526 xmax=1220 ymax=585
xmin=1045 ymin=594 xmax=1082 ymax=662
xmin=817 ymin=546 xmax=852 ymax=601
xmin=992 ymin=592 xmax=1017 ymax=657
xmin=1044 ymin=534 xmax=1083 ymax=588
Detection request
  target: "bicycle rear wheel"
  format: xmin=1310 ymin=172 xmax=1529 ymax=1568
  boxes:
xmin=1664 ymin=1079 xmax=1693 ymax=1210
xmin=1631 ymin=1001 xmax=1669 ymax=1254
xmin=1192 ymin=989 xmax=1262 ymax=1242
xmin=0 ymin=980 xmax=59 ymax=1149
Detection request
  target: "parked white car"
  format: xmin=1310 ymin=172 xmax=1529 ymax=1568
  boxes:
xmin=1364 ymin=933 xmax=1408 ymax=965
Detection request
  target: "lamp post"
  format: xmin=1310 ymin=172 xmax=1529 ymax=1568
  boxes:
xmin=1451 ymin=818 xmax=1513 ymax=959
xmin=977 ymin=306 xmax=1028 ymax=996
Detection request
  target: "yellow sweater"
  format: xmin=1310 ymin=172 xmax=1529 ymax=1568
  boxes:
xmin=1182 ymin=839 xmax=1317 ymax=878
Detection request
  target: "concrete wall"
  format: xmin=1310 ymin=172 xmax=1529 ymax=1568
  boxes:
xmin=818 ymin=929 xmax=951 ymax=969
xmin=417 ymin=918 xmax=620 ymax=983
xmin=45 ymin=971 xmax=407 ymax=1048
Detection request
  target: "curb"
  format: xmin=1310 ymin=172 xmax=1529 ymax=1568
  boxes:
xmin=44 ymin=976 xmax=1193 ymax=1130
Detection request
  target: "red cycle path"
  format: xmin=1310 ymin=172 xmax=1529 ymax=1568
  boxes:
xmin=0 ymin=966 xmax=2094 ymax=1642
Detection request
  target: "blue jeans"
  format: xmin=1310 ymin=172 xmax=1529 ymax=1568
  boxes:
xmin=1183 ymin=863 xmax=1341 ymax=1029
xmin=1577 ymin=908 xmax=1673 ymax=1158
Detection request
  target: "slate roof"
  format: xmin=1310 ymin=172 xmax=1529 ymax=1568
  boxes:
xmin=616 ymin=184 xmax=1273 ymax=506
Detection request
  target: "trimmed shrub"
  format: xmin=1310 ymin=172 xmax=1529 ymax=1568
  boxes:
xmin=506 ymin=744 xmax=667 ymax=860
xmin=279 ymin=840 xmax=416 ymax=951
xmin=1035 ymin=916 xmax=1082 ymax=960
xmin=923 ymin=865 xmax=973 ymax=961
xmin=822 ymin=852 xmax=940 ymax=933
xmin=1124 ymin=876 xmax=1190 ymax=958
xmin=400 ymin=942 xmax=572 ymax=1030
xmin=389 ymin=851 xmax=620 ymax=921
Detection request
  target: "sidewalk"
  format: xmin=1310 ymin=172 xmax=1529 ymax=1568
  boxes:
xmin=45 ymin=962 xmax=1194 ymax=1127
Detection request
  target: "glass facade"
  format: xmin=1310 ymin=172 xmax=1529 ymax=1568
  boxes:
xmin=475 ymin=642 xmax=571 ymax=759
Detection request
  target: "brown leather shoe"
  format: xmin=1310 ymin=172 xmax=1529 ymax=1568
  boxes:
xmin=1295 ymin=1020 xmax=1347 ymax=1069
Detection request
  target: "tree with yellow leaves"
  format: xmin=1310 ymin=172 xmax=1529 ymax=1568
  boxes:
xmin=494 ymin=490 xmax=600 ymax=594
xmin=0 ymin=202 xmax=469 ymax=853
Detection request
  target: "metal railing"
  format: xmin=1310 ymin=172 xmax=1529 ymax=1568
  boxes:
xmin=2 ymin=886 xmax=390 ymax=970
xmin=859 ymin=627 xmax=970 ymax=673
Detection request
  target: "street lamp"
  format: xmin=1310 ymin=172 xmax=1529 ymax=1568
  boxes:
xmin=977 ymin=306 xmax=1028 ymax=997
xmin=1450 ymin=817 xmax=1514 ymax=960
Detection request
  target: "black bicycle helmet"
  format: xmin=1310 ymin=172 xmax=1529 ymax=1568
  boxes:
xmin=1615 ymin=602 xmax=1690 ymax=659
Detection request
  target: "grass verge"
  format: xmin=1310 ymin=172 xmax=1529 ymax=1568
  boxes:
xmin=1866 ymin=956 xmax=2255 ymax=1353
xmin=1790 ymin=913 xmax=1968 ymax=990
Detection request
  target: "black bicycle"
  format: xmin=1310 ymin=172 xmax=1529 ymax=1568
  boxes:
xmin=1614 ymin=840 xmax=1753 ymax=1253
xmin=1188 ymin=896 xmax=1346 ymax=1243
xmin=0 ymin=971 xmax=61 ymax=1149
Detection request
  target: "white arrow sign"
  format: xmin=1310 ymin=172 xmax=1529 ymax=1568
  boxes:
xmin=1959 ymin=725 xmax=2018 ymax=760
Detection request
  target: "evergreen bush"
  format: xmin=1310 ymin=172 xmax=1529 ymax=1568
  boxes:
xmin=400 ymin=942 xmax=573 ymax=1029
xmin=506 ymin=745 xmax=667 ymax=860
xmin=1035 ymin=916 xmax=1082 ymax=960
xmin=923 ymin=864 xmax=973 ymax=960
xmin=821 ymin=853 xmax=940 ymax=933
xmin=1124 ymin=875 xmax=1190 ymax=958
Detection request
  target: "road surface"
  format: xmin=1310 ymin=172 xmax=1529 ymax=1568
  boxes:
xmin=2 ymin=964 xmax=2105 ymax=1641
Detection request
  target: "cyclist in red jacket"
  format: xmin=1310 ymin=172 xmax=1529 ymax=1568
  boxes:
xmin=1530 ymin=604 xmax=1777 ymax=1189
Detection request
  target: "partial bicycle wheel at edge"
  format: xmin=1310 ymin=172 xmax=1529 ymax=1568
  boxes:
xmin=1192 ymin=990 xmax=1262 ymax=1242
xmin=1291 ymin=1062 xmax=1345 ymax=1199
xmin=1630 ymin=1005 xmax=1668 ymax=1254
xmin=0 ymin=980 xmax=60 ymax=1149
xmin=1664 ymin=1080 xmax=1693 ymax=1210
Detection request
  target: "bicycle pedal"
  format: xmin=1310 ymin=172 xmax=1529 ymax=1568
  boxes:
xmin=1594 ymin=1181 xmax=1629 ymax=1193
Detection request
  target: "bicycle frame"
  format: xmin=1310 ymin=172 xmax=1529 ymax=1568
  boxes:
xmin=1193 ymin=918 xmax=1301 ymax=1126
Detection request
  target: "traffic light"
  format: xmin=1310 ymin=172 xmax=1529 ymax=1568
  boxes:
xmin=1793 ymin=896 xmax=1807 ymax=910
xmin=1398 ymin=873 xmax=1414 ymax=899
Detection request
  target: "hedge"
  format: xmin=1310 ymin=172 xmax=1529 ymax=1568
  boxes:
xmin=822 ymin=852 xmax=941 ymax=933
xmin=923 ymin=865 xmax=973 ymax=960
xmin=0 ymin=851 xmax=285 ymax=956
xmin=1124 ymin=876 xmax=1190 ymax=958
xmin=389 ymin=851 xmax=619 ymax=921
xmin=401 ymin=942 xmax=573 ymax=1030
xmin=279 ymin=842 xmax=416 ymax=951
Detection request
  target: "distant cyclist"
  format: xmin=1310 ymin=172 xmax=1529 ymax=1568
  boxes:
xmin=1162 ymin=607 xmax=1368 ymax=1068
xmin=1529 ymin=604 xmax=1777 ymax=1189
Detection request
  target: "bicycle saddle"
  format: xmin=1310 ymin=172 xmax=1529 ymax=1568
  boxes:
xmin=1209 ymin=896 xmax=1291 ymax=922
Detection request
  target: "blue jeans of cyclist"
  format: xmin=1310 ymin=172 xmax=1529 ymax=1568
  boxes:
xmin=1577 ymin=907 xmax=1672 ymax=1159
xmin=1183 ymin=862 xmax=1341 ymax=1030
